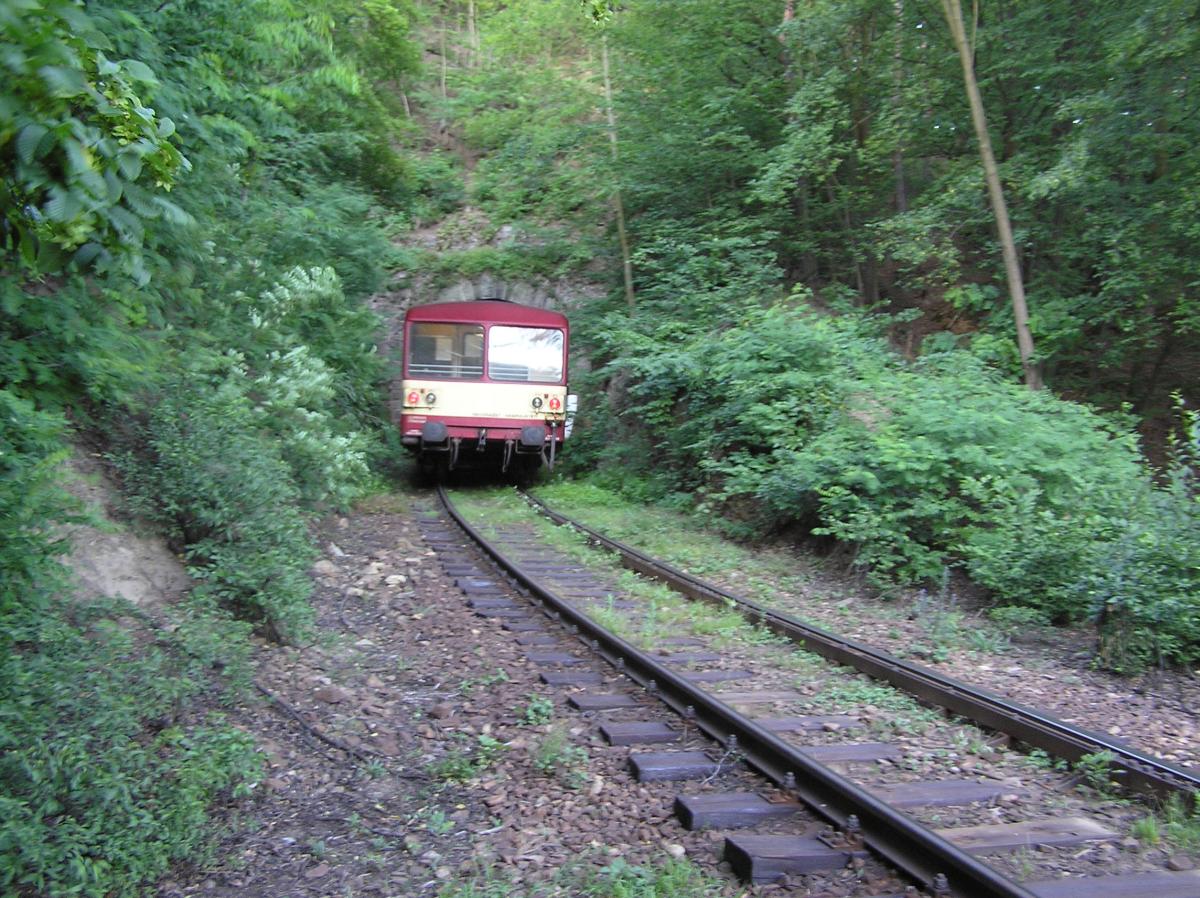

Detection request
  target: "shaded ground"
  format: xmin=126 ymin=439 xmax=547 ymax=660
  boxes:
xmin=164 ymin=492 xmax=898 ymax=897
xmin=156 ymin=484 xmax=1199 ymax=897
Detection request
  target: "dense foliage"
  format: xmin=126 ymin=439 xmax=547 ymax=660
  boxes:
xmin=424 ymin=0 xmax=1200 ymax=671
xmin=2 ymin=0 xmax=1199 ymax=889
xmin=435 ymin=0 xmax=1199 ymax=414
xmin=1 ymin=0 xmax=420 ymax=892
xmin=573 ymin=303 xmax=1198 ymax=669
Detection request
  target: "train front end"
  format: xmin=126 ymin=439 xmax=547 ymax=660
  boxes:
xmin=399 ymin=300 xmax=570 ymax=475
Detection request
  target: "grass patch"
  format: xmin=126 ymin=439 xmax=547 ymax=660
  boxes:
xmin=429 ymin=734 xmax=507 ymax=783
xmin=452 ymin=486 xmax=832 ymax=678
xmin=530 ymin=726 xmax=589 ymax=789
xmin=534 ymin=480 xmax=811 ymax=602
xmin=437 ymin=854 xmax=724 ymax=898
xmin=807 ymin=678 xmax=942 ymax=735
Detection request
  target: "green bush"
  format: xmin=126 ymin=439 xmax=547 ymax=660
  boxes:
xmin=1083 ymin=408 xmax=1200 ymax=672
xmin=0 ymin=598 xmax=261 ymax=897
xmin=405 ymin=151 xmax=467 ymax=221
xmin=0 ymin=393 xmax=261 ymax=897
xmin=603 ymin=304 xmax=1200 ymax=669
xmin=115 ymin=370 xmax=317 ymax=642
xmin=0 ymin=391 xmax=74 ymax=625
xmin=109 ymin=266 xmax=382 ymax=644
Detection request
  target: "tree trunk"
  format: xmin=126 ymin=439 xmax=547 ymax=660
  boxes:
xmin=439 ymin=26 xmax=448 ymax=105
xmin=941 ymin=0 xmax=1042 ymax=389
xmin=602 ymin=35 xmax=636 ymax=314
xmin=794 ymin=183 xmax=818 ymax=282
xmin=892 ymin=0 xmax=908 ymax=213
xmin=467 ymin=0 xmax=479 ymax=68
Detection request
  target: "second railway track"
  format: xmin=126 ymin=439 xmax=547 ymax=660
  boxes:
xmin=423 ymin=484 xmax=1200 ymax=898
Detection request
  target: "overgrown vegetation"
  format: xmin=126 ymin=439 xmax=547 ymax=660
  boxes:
xmin=1 ymin=0 xmax=421 ymax=892
xmin=574 ymin=304 xmax=1200 ymax=671
xmin=425 ymin=1 xmax=1200 ymax=673
xmin=4 ymin=0 xmax=1199 ymax=890
xmin=437 ymin=855 xmax=724 ymax=898
xmin=1131 ymin=794 xmax=1200 ymax=853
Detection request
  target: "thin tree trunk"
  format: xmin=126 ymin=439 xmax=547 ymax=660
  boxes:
xmin=439 ymin=26 xmax=448 ymax=103
xmin=602 ymin=35 xmax=636 ymax=314
xmin=941 ymin=0 xmax=1041 ymax=389
xmin=892 ymin=0 xmax=908 ymax=213
xmin=795 ymin=183 xmax=818 ymax=281
xmin=781 ymin=1 xmax=819 ymax=283
xmin=467 ymin=0 xmax=479 ymax=68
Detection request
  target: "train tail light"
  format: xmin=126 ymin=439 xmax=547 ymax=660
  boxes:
xmin=406 ymin=390 xmax=420 ymax=406
xmin=549 ymin=396 xmax=562 ymax=413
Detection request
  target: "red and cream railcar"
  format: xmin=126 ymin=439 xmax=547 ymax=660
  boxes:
xmin=399 ymin=300 xmax=570 ymax=474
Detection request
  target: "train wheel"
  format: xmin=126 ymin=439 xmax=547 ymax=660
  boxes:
xmin=512 ymin=454 xmax=543 ymax=486
xmin=415 ymin=454 xmax=448 ymax=486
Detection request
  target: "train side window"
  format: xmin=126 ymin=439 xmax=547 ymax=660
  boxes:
xmin=488 ymin=326 xmax=564 ymax=383
xmin=408 ymin=323 xmax=484 ymax=379
xmin=462 ymin=331 xmax=484 ymax=377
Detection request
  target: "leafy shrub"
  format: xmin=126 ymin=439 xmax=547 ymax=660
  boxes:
xmin=405 ymin=151 xmax=466 ymax=221
xmin=0 ymin=392 xmax=260 ymax=897
xmin=253 ymin=345 xmax=373 ymax=506
xmin=0 ymin=598 xmax=261 ymax=897
xmin=115 ymin=368 xmax=317 ymax=642
xmin=0 ymin=391 xmax=73 ymax=613
xmin=987 ymin=605 xmax=1051 ymax=633
xmin=247 ymin=265 xmax=385 ymax=429
xmin=110 ymin=270 xmax=381 ymax=642
xmin=1083 ymin=405 xmax=1200 ymax=672
xmin=601 ymin=304 xmax=1200 ymax=669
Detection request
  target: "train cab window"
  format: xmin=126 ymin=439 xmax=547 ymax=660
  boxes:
xmin=487 ymin=326 xmax=564 ymax=383
xmin=407 ymin=322 xmax=485 ymax=379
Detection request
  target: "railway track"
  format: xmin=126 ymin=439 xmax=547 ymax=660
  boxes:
xmin=519 ymin=491 xmax=1200 ymax=806
xmin=421 ymin=485 xmax=1200 ymax=898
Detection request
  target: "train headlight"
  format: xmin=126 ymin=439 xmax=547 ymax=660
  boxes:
xmin=531 ymin=396 xmax=544 ymax=410
xmin=425 ymin=392 xmax=437 ymax=406
xmin=406 ymin=390 xmax=420 ymax=406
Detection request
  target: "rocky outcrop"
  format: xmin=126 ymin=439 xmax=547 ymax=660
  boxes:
xmin=60 ymin=449 xmax=192 ymax=610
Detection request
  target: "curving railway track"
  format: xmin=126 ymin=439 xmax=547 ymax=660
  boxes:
xmin=421 ymin=485 xmax=1200 ymax=898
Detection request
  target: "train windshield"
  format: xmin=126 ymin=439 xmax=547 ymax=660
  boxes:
xmin=487 ymin=326 xmax=564 ymax=383
xmin=407 ymin=322 xmax=484 ymax=379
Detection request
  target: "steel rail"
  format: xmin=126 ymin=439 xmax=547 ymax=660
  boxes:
xmin=437 ymin=486 xmax=1038 ymax=898
xmin=520 ymin=491 xmax=1200 ymax=806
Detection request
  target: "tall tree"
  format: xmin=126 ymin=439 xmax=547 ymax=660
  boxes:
xmin=600 ymin=33 xmax=636 ymax=313
xmin=941 ymin=0 xmax=1040 ymax=389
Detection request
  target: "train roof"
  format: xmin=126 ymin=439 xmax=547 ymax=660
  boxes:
xmin=405 ymin=300 xmax=568 ymax=328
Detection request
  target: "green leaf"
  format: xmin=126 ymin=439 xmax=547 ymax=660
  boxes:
xmin=15 ymin=123 xmax=48 ymax=165
xmin=71 ymin=242 xmax=104 ymax=267
xmin=120 ymin=58 xmax=159 ymax=86
xmin=151 ymin=196 xmax=192 ymax=226
xmin=43 ymin=186 xmax=83 ymax=223
xmin=37 ymin=65 xmax=88 ymax=97
xmin=116 ymin=152 xmax=143 ymax=182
